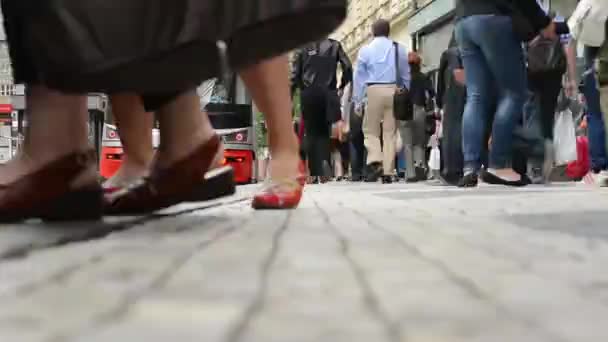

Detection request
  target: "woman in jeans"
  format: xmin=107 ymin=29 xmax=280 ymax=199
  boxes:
xmin=454 ymin=0 xmax=557 ymax=187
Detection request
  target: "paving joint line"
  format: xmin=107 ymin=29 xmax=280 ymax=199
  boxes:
xmin=0 ymin=196 xmax=249 ymax=264
xmin=346 ymin=202 xmax=571 ymax=342
xmin=314 ymin=197 xmax=402 ymax=342
xmin=224 ymin=212 xmax=292 ymax=342
xmin=47 ymin=214 xmax=245 ymax=342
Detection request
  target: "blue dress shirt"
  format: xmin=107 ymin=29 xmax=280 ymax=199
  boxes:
xmin=353 ymin=36 xmax=411 ymax=106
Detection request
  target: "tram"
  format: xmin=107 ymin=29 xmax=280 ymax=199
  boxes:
xmin=0 ymin=104 xmax=13 ymax=164
xmin=99 ymin=76 xmax=258 ymax=184
xmin=10 ymin=93 xmax=109 ymax=164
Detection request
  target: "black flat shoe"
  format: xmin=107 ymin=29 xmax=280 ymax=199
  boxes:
xmin=480 ymin=170 xmax=527 ymax=187
xmin=381 ymin=176 xmax=393 ymax=184
xmin=365 ymin=162 xmax=382 ymax=182
xmin=458 ymin=173 xmax=479 ymax=188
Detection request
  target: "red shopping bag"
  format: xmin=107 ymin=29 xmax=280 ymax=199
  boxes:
xmin=566 ymin=136 xmax=590 ymax=180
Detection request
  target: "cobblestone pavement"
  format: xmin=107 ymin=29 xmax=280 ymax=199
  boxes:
xmin=0 ymin=182 xmax=607 ymax=342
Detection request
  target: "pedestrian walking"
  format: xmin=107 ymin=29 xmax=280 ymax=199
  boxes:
xmin=291 ymin=38 xmax=353 ymax=184
xmin=399 ymin=52 xmax=435 ymax=182
xmin=525 ymin=2 xmax=579 ymax=184
xmin=436 ymin=34 xmax=466 ymax=186
xmin=570 ymin=0 xmax=608 ymax=187
xmin=353 ymin=19 xmax=411 ymax=184
xmin=454 ymin=0 xmax=557 ymax=187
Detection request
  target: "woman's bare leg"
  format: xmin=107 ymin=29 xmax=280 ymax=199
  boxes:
xmin=240 ymin=55 xmax=300 ymax=180
xmin=104 ymin=94 xmax=154 ymax=188
xmin=155 ymin=90 xmax=221 ymax=168
xmin=0 ymin=85 xmax=91 ymax=185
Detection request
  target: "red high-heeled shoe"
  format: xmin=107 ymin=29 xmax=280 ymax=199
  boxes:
xmin=252 ymin=161 xmax=305 ymax=210
xmin=252 ymin=179 xmax=303 ymax=210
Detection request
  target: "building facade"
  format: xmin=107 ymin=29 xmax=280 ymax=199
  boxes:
xmin=332 ymin=0 xmax=415 ymax=63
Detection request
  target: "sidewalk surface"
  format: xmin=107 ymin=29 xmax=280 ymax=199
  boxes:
xmin=0 ymin=182 xmax=607 ymax=342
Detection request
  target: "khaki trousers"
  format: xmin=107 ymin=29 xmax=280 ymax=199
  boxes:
xmin=363 ymin=85 xmax=396 ymax=175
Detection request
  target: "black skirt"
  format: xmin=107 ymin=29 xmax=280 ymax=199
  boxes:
xmin=3 ymin=0 xmax=346 ymax=96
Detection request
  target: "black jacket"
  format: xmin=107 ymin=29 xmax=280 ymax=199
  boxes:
xmin=436 ymin=46 xmax=463 ymax=110
xmin=291 ymin=38 xmax=353 ymax=94
xmin=409 ymin=65 xmax=435 ymax=107
xmin=455 ymin=0 xmax=551 ymax=34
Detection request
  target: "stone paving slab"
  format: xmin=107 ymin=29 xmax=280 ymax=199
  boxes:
xmin=0 ymin=182 xmax=607 ymax=342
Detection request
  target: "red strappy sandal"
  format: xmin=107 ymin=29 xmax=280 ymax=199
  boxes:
xmin=252 ymin=161 xmax=306 ymax=210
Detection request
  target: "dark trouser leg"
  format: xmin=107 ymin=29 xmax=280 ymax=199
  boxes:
xmin=307 ymin=136 xmax=330 ymax=176
xmin=350 ymin=132 xmax=365 ymax=178
xmin=350 ymin=112 xmax=366 ymax=178
xmin=301 ymin=87 xmax=331 ymax=177
xmin=538 ymin=73 xmax=563 ymax=141
xmin=584 ymin=46 xmax=608 ymax=172
xmin=441 ymin=107 xmax=464 ymax=179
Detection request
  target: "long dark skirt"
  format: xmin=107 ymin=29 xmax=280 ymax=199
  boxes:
xmin=3 ymin=0 xmax=346 ymax=102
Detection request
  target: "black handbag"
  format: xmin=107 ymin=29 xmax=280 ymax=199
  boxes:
xmin=527 ymin=37 xmax=567 ymax=74
xmin=19 ymin=0 xmax=346 ymax=93
xmin=392 ymin=42 xmax=414 ymax=121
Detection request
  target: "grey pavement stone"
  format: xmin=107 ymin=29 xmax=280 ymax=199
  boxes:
xmin=0 ymin=183 xmax=606 ymax=341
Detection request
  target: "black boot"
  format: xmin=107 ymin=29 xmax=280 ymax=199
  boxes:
xmin=364 ymin=162 xmax=382 ymax=182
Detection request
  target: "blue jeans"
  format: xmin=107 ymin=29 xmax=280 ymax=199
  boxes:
xmin=455 ymin=15 xmax=527 ymax=172
xmin=397 ymin=148 xmax=407 ymax=173
xmin=583 ymin=46 xmax=608 ymax=171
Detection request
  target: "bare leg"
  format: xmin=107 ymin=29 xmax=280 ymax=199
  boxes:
xmin=240 ymin=54 xmax=300 ymax=180
xmin=0 ymin=85 xmax=91 ymax=185
xmin=104 ymin=94 xmax=154 ymax=188
xmin=155 ymin=90 xmax=221 ymax=168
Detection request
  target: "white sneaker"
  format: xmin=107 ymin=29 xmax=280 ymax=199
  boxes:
xmin=580 ymin=170 xmax=608 ymax=187
xmin=598 ymin=171 xmax=608 ymax=187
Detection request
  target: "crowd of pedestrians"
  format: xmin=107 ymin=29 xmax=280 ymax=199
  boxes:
xmin=1 ymin=0 xmax=607 ymax=223
xmin=294 ymin=0 xmax=608 ymax=189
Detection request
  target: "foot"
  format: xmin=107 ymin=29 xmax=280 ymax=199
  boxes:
xmin=252 ymin=178 xmax=303 ymax=210
xmin=481 ymin=169 xmax=527 ymax=187
xmin=0 ymin=150 xmax=103 ymax=222
xmin=104 ymin=135 xmax=235 ymax=215
xmin=350 ymin=175 xmax=363 ymax=182
xmin=458 ymin=172 xmax=479 ymax=188
xmin=415 ymin=166 xmax=428 ymax=181
xmin=253 ymin=150 xmax=305 ymax=210
xmin=527 ymin=166 xmax=545 ymax=185
xmin=266 ymin=151 xmax=302 ymax=184
xmin=581 ymin=170 xmax=608 ymax=187
xmin=364 ymin=162 xmax=382 ymax=182
xmin=102 ymin=159 xmax=152 ymax=194
xmin=381 ymin=176 xmax=393 ymax=184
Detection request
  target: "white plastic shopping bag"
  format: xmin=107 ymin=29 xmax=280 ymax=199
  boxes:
xmin=553 ymin=109 xmax=578 ymax=165
xmin=429 ymin=146 xmax=441 ymax=171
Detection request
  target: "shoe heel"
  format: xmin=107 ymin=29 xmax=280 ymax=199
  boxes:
xmin=40 ymin=187 xmax=104 ymax=222
xmin=188 ymin=166 xmax=236 ymax=202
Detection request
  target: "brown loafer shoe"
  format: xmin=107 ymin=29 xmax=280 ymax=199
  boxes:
xmin=104 ymin=135 xmax=236 ymax=216
xmin=0 ymin=151 xmax=103 ymax=223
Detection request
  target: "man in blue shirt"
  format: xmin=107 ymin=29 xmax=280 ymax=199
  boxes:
xmin=353 ymin=19 xmax=411 ymax=183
